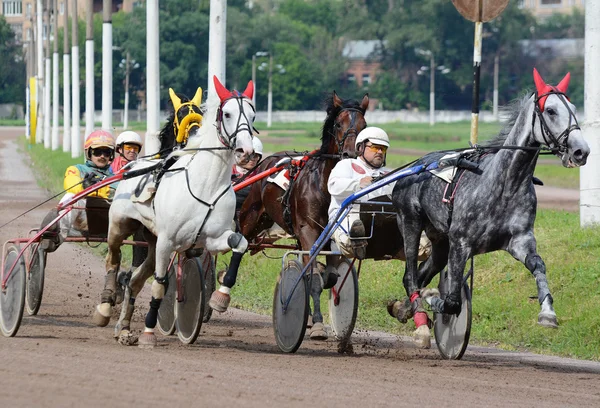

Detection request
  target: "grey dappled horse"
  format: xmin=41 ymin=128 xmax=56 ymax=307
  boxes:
xmin=391 ymin=70 xmax=589 ymax=347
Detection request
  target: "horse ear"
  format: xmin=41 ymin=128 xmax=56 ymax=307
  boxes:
xmin=360 ymin=93 xmax=369 ymax=112
xmin=191 ymin=87 xmax=203 ymax=107
xmin=169 ymin=88 xmax=182 ymax=111
xmin=333 ymin=91 xmax=342 ymax=108
xmin=213 ymin=76 xmax=231 ymax=102
xmin=533 ymin=68 xmax=551 ymax=110
xmin=242 ymin=80 xmax=254 ymax=101
xmin=556 ymin=72 xmax=570 ymax=94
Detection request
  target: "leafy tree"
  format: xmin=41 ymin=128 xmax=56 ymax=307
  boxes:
xmin=0 ymin=16 xmax=26 ymax=104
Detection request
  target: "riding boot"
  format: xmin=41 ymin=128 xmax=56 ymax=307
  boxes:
xmin=349 ymin=219 xmax=367 ymax=260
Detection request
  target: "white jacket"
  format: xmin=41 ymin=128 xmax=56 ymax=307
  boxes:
xmin=327 ymin=158 xmax=394 ymax=219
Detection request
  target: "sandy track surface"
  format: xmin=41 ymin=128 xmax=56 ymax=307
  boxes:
xmin=1 ymin=127 xmax=598 ymax=408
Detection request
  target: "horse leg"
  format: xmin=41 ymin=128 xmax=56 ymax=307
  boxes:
xmin=208 ymin=231 xmax=249 ymax=313
xmin=93 ymin=218 xmax=138 ymax=327
xmin=115 ymin=236 xmax=157 ymax=345
xmin=507 ymin=233 xmax=558 ymax=328
xmin=138 ymin=235 xmax=172 ymax=348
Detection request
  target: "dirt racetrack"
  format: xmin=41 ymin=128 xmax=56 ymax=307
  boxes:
xmin=1 ymin=127 xmax=599 ymax=408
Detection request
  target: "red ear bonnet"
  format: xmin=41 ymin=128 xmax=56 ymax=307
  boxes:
xmin=213 ymin=76 xmax=231 ymax=102
xmin=242 ymin=80 xmax=254 ymax=100
xmin=533 ymin=68 xmax=571 ymax=111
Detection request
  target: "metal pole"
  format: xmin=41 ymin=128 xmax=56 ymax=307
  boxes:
xmin=145 ymin=0 xmax=160 ymax=156
xmin=71 ymin=0 xmax=81 ymax=158
xmin=267 ymin=54 xmax=272 ymax=128
xmin=207 ymin=0 xmax=227 ymax=99
xmin=124 ymin=52 xmax=130 ymax=130
xmin=469 ymin=21 xmax=483 ymax=145
xmin=429 ymin=53 xmax=435 ymax=127
xmin=581 ymin=0 xmax=600 ymax=226
xmin=493 ymin=53 xmax=499 ymax=121
xmin=43 ymin=1 xmax=51 ymax=148
xmin=51 ymin=0 xmax=59 ymax=150
xmin=85 ymin=0 xmax=94 ymax=138
xmin=35 ymin=0 xmax=44 ymax=144
xmin=102 ymin=0 xmax=112 ymax=131
xmin=62 ymin=0 xmax=70 ymax=152
xmin=251 ymin=54 xmax=256 ymax=107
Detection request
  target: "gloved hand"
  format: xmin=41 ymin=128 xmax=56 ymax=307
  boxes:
xmin=82 ymin=172 xmax=103 ymax=189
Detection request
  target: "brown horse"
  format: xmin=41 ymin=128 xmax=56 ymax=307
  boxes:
xmin=238 ymin=91 xmax=369 ymax=340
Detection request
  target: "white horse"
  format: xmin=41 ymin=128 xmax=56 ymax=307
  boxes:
xmin=93 ymin=76 xmax=255 ymax=347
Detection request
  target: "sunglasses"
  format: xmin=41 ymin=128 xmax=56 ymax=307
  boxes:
xmin=123 ymin=144 xmax=141 ymax=153
xmin=91 ymin=148 xmax=113 ymax=157
xmin=365 ymin=144 xmax=388 ymax=153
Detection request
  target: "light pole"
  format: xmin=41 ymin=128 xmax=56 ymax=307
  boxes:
xmin=252 ymin=51 xmax=268 ymax=107
xmin=416 ymin=48 xmax=449 ymax=126
xmin=258 ymin=55 xmax=285 ymax=128
xmin=119 ymin=52 xmax=139 ymax=130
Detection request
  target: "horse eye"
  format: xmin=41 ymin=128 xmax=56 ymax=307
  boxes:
xmin=546 ymin=108 xmax=556 ymax=116
xmin=334 ymin=122 xmax=341 ymax=129
xmin=224 ymin=113 xmax=231 ymax=119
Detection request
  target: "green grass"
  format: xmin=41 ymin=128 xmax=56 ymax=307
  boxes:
xmin=20 ymin=122 xmax=599 ymax=360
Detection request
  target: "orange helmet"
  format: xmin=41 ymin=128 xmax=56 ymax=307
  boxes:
xmin=84 ymin=130 xmax=115 ymax=151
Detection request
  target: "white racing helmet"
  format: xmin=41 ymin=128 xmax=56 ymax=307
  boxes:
xmin=252 ymin=137 xmax=263 ymax=156
xmin=115 ymin=131 xmax=143 ymax=148
xmin=355 ymin=127 xmax=390 ymax=150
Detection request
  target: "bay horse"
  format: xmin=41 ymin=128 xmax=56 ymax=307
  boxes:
xmin=93 ymin=77 xmax=256 ymax=348
xmin=238 ymin=91 xmax=369 ymax=340
xmin=391 ymin=69 xmax=589 ymax=348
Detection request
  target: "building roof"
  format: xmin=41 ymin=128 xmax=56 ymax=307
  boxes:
xmin=342 ymin=40 xmax=384 ymax=60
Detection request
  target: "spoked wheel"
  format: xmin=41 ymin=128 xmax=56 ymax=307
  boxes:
xmin=26 ymin=245 xmax=46 ymax=316
xmin=175 ymin=256 xmax=206 ymax=344
xmin=157 ymin=263 xmax=177 ymax=336
xmin=273 ymin=259 xmax=309 ymax=353
xmin=200 ymin=251 xmax=215 ymax=323
xmin=1 ymin=245 xmax=26 ymax=337
xmin=328 ymin=258 xmax=359 ymax=342
xmin=433 ymin=269 xmax=472 ymax=360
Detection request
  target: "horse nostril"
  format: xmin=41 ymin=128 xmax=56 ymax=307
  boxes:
xmin=573 ymin=149 xmax=585 ymax=162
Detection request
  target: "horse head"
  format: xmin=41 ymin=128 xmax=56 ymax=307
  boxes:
xmin=322 ymin=91 xmax=369 ymax=158
xmin=169 ymin=87 xmax=204 ymax=144
xmin=213 ymin=76 xmax=255 ymax=159
xmin=532 ymin=68 xmax=589 ymax=168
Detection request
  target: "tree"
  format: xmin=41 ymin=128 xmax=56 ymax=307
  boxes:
xmin=0 ymin=16 xmax=26 ymax=104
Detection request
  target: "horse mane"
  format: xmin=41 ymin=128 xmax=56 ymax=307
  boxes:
xmin=480 ymin=92 xmax=533 ymax=150
xmin=158 ymin=92 xmax=192 ymax=157
xmin=320 ymin=94 xmax=366 ymax=154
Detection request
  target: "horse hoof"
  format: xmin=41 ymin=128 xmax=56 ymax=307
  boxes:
xmin=92 ymin=304 xmax=112 ymax=327
xmin=138 ymin=332 xmax=157 ymax=349
xmin=413 ymin=325 xmax=431 ymax=349
xmin=420 ymin=288 xmax=440 ymax=301
xmin=309 ymin=322 xmax=328 ymax=340
xmin=209 ymin=291 xmax=230 ymax=313
xmin=538 ymin=312 xmax=558 ymax=328
xmin=387 ymin=298 xmax=412 ymax=324
xmin=118 ymin=330 xmax=139 ymax=346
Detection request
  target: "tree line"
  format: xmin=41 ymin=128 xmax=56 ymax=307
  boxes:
xmin=0 ymin=0 xmax=585 ymax=112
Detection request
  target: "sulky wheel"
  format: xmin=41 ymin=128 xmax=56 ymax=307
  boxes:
xmin=1 ymin=245 xmax=26 ymax=337
xmin=433 ymin=269 xmax=472 ymax=360
xmin=200 ymin=251 xmax=215 ymax=323
xmin=157 ymin=263 xmax=177 ymax=336
xmin=273 ymin=259 xmax=309 ymax=353
xmin=175 ymin=256 xmax=206 ymax=345
xmin=328 ymin=258 xmax=359 ymax=342
xmin=25 ymin=245 xmax=46 ymax=316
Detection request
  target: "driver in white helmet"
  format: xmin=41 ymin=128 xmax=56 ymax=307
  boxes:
xmin=111 ymin=131 xmax=144 ymax=173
